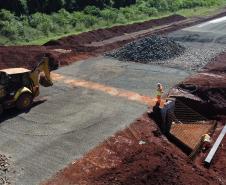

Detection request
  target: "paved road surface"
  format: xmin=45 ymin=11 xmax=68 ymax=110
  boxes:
xmin=169 ymin=16 xmax=226 ymax=44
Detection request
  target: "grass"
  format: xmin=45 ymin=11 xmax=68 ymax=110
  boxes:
xmin=177 ymin=4 xmax=226 ymax=17
xmin=18 ymin=31 xmax=83 ymax=45
xmin=6 ymin=4 xmax=226 ymax=46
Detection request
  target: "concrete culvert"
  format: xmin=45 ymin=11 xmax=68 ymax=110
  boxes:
xmin=106 ymin=35 xmax=186 ymax=63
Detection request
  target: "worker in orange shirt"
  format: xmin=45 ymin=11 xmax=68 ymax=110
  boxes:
xmin=156 ymin=83 xmax=164 ymax=104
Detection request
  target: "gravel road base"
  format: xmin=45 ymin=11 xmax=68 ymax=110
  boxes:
xmin=157 ymin=42 xmax=226 ymax=72
xmin=0 ymin=153 xmax=15 ymax=185
xmin=107 ymin=41 xmax=226 ymax=73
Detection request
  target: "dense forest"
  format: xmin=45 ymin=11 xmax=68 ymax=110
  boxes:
xmin=0 ymin=0 xmax=136 ymax=15
xmin=0 ymin=0 xmax=225 ymax=45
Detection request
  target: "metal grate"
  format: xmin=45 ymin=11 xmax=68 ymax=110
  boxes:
xmin=173 ymin=99 xmax=207 ymax=123
xmin=167 ymin=99 xmax=216 ymax=155
xmin=170 ymin=122 xmax=215 ymax=151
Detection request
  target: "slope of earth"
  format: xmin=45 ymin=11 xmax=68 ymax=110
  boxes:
xmin=0 ymin=46 xmax=60 ymax=70
xmin=43 ymin=114 xmax=224 ymax=185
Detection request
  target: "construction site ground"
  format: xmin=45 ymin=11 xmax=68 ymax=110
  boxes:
xmin=43 ymin=114 xmax=225 ymax=185
xmin=0 ymin=57 xmax=188 ymax=185
xmin=0 ymin=10 xmax=226 ymax=185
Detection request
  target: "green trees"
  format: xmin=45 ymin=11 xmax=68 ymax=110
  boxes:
xmin=0 ymin=0 xmax=27 ymax=15
xmin=84 ymin=6 xmax=101 ymax=17
xmin=0 ymin=10 xmax=19 ymax=39
xmin=0 ymin=0 xmax=136 ymax=14
xmin=137 ymin=0 xmax=221 ymax=12
xmin=0 ymin=0 xmax=223 ymax=15
xmin=113 ymin=0 xmax=136 ymax=8
xmin=30 ymin=13 xmax=55 ymax=35
xmin=27 ymin=0 xmax=66 ymax=14
xmin=100 ymin=8 xmax=118 ymax=24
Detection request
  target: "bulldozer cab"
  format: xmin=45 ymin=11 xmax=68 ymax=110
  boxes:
xmin=0 ymin=60 xmax=53 ymax=113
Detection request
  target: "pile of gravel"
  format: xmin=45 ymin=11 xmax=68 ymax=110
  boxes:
xmin=0 ymin=154 xmax=11 ymax=185
xmin=106 ymin=35 xmax=186 ymax=63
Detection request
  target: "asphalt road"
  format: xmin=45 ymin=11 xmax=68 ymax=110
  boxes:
xmin=0 ymin=58 xmax=188 ymax=185
xmin=169 ymin=16 xmax=226 ymax=44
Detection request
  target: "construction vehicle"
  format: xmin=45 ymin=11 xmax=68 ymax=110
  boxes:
xmin=0 ymin=57 xmax=53 ymax=114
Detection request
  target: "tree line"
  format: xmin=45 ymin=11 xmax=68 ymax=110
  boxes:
xmin=0 ymin=0 xmax=219 ymax=15
xmin=0 ymin=0 xmax=136 ymax=15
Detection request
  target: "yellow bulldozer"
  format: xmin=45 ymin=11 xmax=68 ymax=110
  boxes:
xmin=0 ymin=57 xmax=53 ymax=114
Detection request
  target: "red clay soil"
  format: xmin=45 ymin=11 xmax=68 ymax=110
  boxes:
xmin=0 ymin=46 xmax=57 ymax=70
xmin=0 ymin=45 xmax=96 ymax=70
xmin=43 ymin=114 xmax=225 ymax=185
xmin=212 ymin=132 xmax=226 ymax=181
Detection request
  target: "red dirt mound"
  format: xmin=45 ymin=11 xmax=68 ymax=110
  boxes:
xmin=0 ymin=46 xmax=93 ymax=70
xmin=43 ymin=114 xmax=225 ymax=185
xmin=44 ymin=15 xmax=186 ymax=47
xmin=0 ymin=46 xmax=59 ymax=70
